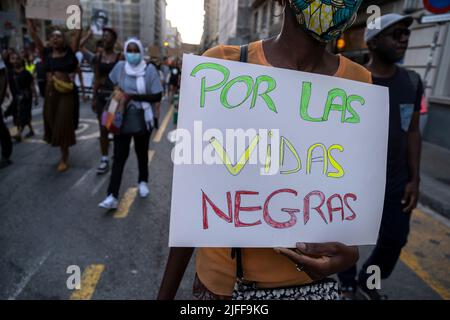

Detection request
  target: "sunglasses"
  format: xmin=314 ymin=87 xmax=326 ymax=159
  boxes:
xmin=382 ymin=28 xmax=411 ymax=40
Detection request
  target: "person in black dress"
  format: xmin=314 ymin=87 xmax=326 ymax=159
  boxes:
xmin=91 ymin=28 xmax=122 ymax=175
xmin=9 ymin=52 xmax=38 ymax=142
xmin=27 ymin=19 xmax=82 ymax=173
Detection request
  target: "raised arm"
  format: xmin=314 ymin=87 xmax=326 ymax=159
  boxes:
xmin=26 ymin=19 xmax=45 ymax=56
xmin=80 ymin=29 xmax=93 ymax=50
xmin=70 ymin=6 xmax=83 ymax=53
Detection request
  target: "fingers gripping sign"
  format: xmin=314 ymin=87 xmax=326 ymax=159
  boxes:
xmin=275 ymin=243 xmax=359 ymax=280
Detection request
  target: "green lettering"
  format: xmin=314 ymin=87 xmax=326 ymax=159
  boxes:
xmin=300 ymin=82 xmax=323 ymax=122
xmin=190 ymin=63 xmax=230 ymax=108
xmin=345 ymin=95 xmax=364 ymax=123
xmin=250 ymin=75 xmax=278 ymax=114
xmin=323 ymin=88 xmax=347 ymax=122
xmin=220 ymin=76 xmax=254 ymax=109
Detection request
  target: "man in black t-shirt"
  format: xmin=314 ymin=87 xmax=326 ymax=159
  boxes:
xmin=339 ymin=14 xmax=423 ymax=300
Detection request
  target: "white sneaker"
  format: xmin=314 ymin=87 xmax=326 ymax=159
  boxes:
xmin=139 ymin=182 xmax=150 ymax=198
xmin=99 ymin=195 xmax=119 ymax=210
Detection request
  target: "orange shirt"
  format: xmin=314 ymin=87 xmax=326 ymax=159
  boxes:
xmin=196 ymin=41 xmax=372 ymax=296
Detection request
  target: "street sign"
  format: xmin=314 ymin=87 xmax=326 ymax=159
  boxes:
xmin=420 ymin=13 xmax=450 ymax=24
xmin=423 ymin=0 xmax=450 ymax=14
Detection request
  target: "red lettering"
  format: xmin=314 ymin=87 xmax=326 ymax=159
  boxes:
xmin=304 ymin=191 xmax=327 ymax=225
xmin=327 ymin=194 xmax=344 ymax=223
xmin=263 ymin=189 xmax=299 ymax=229
xmin=344 ymin=193 xmax=358 ymax=221
xmin=202 ymin=190 xmax=233 ymax=230
xmin=201 ymin=189 xmax=358 ymax=229
xmin=234 ymin=191 xmax=262 ymax=228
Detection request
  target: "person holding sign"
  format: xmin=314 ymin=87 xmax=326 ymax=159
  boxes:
xmin=158 ymin=0 xmax=372 ymax=300
xmin=338 ymin=14 xmax=423 ymax=301
xmin=26 ymin=12 xmax=83 ymax=172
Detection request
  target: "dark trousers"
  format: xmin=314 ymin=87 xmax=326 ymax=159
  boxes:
xmin=107 ymin=131 xmax=152 ymax=198
xmin=338 ymin=189 xmax=411 ymax=289
xmin=0 ymin=110 xmax=12 ymax=159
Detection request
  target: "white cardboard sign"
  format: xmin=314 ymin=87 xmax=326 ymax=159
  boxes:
xmin=169 ymin=54 xmax=389 ymax=247
xmin=26 ymin=0 xmax=80 ymax=21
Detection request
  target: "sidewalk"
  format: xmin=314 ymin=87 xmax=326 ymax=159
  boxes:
xmin=420 ymin=141 xmax=450 ymax=219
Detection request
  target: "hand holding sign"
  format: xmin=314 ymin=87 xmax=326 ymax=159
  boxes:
xmin=275 ymin=242 xmax=359 ymax=280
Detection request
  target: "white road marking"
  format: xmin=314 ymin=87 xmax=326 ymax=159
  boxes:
xmin=92 ymin=175 xmax=109 ymax=196
xmin=72 ymin=169 xmax=95 ymax=190
xmin=8 ymin=250 xmax=51 ymax=300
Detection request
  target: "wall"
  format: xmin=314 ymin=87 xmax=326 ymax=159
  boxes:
xmin=219 ymin=0 xmax=239 ymax=44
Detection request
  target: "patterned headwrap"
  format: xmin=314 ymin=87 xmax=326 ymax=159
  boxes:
xmin=289 ymin=0 xmax=364 ymax=42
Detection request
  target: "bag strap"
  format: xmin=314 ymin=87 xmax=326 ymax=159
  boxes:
xmin=232 ymin=44 xmax=249 ymax=281
xmin=240 ymin=44 xmax=249 ymax=64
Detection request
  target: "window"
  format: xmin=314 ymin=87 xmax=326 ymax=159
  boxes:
xmin=262 ymin=4 xmax=268 ymax=30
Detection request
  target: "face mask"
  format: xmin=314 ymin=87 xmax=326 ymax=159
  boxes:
xmin=126 ymin=53 xmax=141 ymax=66
xmin=289 ymin=0 xmax=363 ymax=42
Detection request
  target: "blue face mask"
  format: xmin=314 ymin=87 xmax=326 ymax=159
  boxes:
xmin=126 ymin=53 xmax=141 ymax=66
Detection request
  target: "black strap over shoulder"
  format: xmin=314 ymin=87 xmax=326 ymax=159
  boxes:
xmin=232 ymin=247 xmax=244 ymax=280
xmin=239 ymin=44 xmax=249 ymax=63
xmin=232 ymin=44 xmax=250 ymax=281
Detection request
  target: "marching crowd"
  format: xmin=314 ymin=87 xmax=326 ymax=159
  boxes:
xmin=0 ymin=14 xmax=181 ymax=210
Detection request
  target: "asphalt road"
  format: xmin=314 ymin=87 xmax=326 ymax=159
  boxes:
xmin=0 ymin=99 xmax=448 ymax=300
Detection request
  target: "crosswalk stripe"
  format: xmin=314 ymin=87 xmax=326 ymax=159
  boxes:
xmin=148 ymin=150 xmax=156 ymax=164
xmin=114 ymin=188 xmax=138 ymax=219
xmin=70 ymin=265 xmax=105 ymax=300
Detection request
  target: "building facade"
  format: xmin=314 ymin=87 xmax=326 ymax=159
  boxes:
xmin=250 ymin=0 xmax=283 ymax=42
xmin=0 ymin=0 xmax=28 ymax=50
xmin=164 ymin=19 xmax=183 ymax=58
xmin=201 ymin=0 xmax=220 ymax=52
xmin=218 ymin=0 xmax=252 ymax=45
xmin=80 ymin=0 xmax=167 ymax=53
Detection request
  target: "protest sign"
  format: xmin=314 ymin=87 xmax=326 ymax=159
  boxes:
xmin=91 ymin=9 xmax=109 ymax=36
xmin=25 ymin=0 xmax=80 ymax=21
xmin=169 ymin=54 xmax=389 ymax=247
